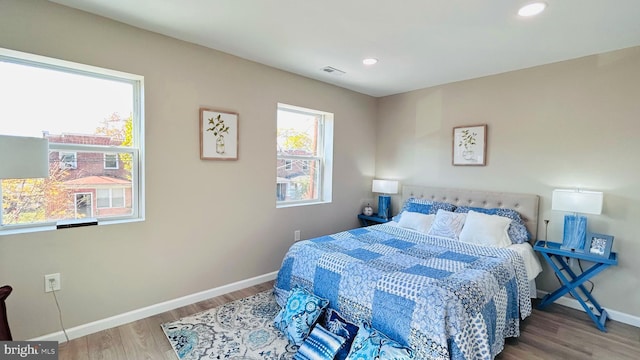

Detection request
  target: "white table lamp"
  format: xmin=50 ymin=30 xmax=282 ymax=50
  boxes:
xmin=552 ymin=189 xmax=603 ymax=251
xmin=372 ymin=179 xmax=399 ymax=220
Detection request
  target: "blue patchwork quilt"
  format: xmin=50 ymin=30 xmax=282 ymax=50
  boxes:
xmin=274 ymin=224 xmax=532 ymax=360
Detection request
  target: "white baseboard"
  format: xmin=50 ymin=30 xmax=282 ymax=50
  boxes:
xmin=31 ymin=271 xmax=278 ymax=343
xmin=536 ymin=290 xmax=640 ymax=328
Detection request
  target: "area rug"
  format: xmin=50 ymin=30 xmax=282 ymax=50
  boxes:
xmin=161 ymin=290 xmax=296 ymax=360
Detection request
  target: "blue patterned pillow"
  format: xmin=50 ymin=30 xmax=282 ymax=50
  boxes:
xmin=344 ymin=322 xmax=413 ymax=360
xmin=294 ymin=324 xmax=346 ymax=360
xmin=454 ymin=206 xmax=531 ymax=244
xmin=274 ymin=286 xmax=329 ymax=346
xmin=321 ymin=308 xmax=359 ymax=360
xmin=393 ymin=198 xmax=456 ymax=222
xmin=427 ymin=209 xmax=467 ymax=240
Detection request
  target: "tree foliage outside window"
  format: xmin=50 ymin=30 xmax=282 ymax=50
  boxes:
xmin=2 ymin=166 xmax=73 ymax=224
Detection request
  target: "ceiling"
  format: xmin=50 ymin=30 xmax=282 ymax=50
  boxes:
xmin=50 ymin=0 xmax=640 ymax=97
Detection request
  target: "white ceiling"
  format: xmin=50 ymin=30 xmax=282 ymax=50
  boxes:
xmin=50 ymin=0 xmax=640 ymax=97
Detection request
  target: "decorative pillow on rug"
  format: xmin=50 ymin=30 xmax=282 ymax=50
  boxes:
xmin=294 ymin=324 xmax=346 ymax=360
xmin=427 ymin=209 xmax=467 ymax=240
xmin=344 ymin=322 xmax=413 ymax=360
xmin=397 ymin=212 xmax=435 ymax=234
xmin=321 ymin=308 xmax=359 ymax=360
xmin=458 ymin=210 xmax=512 ymax=248
xmin=454 ymin=206 xmax=530 ymax=244
xmin=274 ymin=286 xmax=329 ymax=346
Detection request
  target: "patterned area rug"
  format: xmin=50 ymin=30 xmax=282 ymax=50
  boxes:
xmin=161 ymin=290 xmax=296 ymax=360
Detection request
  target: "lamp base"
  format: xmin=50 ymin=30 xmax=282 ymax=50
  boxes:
xmin=560 ymin=214 xmax=587 ymax=252
xmin=378 ymin=195 xmax=391 ymax=220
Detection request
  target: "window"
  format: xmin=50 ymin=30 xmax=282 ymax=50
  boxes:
xmin=104 ymin=153 xmax=119 ymax=169
xmin=0 ymin=48 xmax=144 ymax=233
xmin=75 ymin=193 xmax=93 ymax=218
xmin=59 ymin=152 xmax=77 ymax=169
xmin=97 ymin=188 xmax=125 ymax=208
xmin=276 ymin=103 xmax=333 ymax=207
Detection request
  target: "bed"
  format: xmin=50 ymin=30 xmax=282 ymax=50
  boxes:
xmin=274 ymin=186 xmax=542 ymax=360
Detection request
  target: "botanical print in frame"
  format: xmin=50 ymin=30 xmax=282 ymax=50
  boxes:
xmin=452 ymin=124 xmax=487 ymax=166
xmin=200 ymin=108 xmax=238 ymax=160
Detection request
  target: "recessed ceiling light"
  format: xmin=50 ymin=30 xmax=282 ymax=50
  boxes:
xmin=362 ymin=58 xmax=378 ymax=65
xmin=518 ymin=2 xmax=547 ymax=17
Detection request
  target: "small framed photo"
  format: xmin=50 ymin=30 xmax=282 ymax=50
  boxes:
xmin=200 ymin=108 xmax=238 ymax=160
xmin=585 ymin=232 xmax=614 ymax=258
xmin=452 ymin=124 xmax=487 ymax=166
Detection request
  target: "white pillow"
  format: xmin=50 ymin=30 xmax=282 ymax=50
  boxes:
xmin=397 ymin=212 xmax=435 ymax=234
xmin=427 ymin=210 xmax=467 ymax=240
xmin=458 ymin=210 xmax=512 ymax=248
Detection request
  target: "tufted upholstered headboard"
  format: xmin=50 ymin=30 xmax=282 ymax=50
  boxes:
xmin=401 ymin=185 xmax=540 ymax=242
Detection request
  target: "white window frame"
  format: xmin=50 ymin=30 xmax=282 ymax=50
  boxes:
xmin=276 ymin=103 xmax=333 ymax=208
xmin=97 ymin=188 xmax=125 ymax=208
xmin=104 ymin=153 xmax=119 ymax=169
xmin=59 ymin=151 xmax=77 ymax=169
xmin=0 ymin=47 xmax=145 ymax=235
xmin=74 ymin=192 xmax=93 ymax=218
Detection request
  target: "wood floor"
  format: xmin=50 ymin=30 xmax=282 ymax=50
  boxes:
xmin=58 ymin=280 xmax=640 ymax=360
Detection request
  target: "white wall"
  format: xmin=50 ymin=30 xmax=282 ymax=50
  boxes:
xmin=0 ymin=0 xmax=377 ymax=339
xmin=375 ymin=46 xmax=640 ymax=318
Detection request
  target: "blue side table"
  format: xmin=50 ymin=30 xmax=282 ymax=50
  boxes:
xmin=534 ymin=240 xmax=618 ymax=332
xmin=357 ymin=213 xmax=390 ymax=227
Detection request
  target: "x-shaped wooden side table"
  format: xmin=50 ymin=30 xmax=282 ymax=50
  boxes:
xmin=534 ymin=240 xmax=618 ymax=332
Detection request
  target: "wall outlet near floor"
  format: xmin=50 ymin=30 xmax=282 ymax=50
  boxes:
xmin=294 ymin=230 xmax=301 ymax=241
xmin=44 ymin=273 xmax=61 ymax=292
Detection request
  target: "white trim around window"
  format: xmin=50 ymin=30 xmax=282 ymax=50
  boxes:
xmin=104 ymin=153 xmax=119 ymax=169
xmin=276 ymin=103 xmax=333 ymax=208
xmin=0 ymin=47 xmax=145 ymax=235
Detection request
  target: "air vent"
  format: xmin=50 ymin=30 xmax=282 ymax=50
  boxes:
xmin=321 ymin=66 xmax=346 ymax=76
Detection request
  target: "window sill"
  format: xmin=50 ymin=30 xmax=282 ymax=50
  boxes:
xmin=276 ymin=200 xmax=331 ymax=209
xmin=0 ymin=217 xmax=144 ymax=236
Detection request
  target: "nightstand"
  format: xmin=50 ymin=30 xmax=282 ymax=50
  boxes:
xmin=357 ymin=213 xmax=390 ymax=227
xmin=534 ymin=240 xmax=618 ymax=332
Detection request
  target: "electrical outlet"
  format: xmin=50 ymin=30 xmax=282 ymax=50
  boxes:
xmin=44 ymin=273 xmax=61 ymax=292
xmin=294 ymin=230 xmax=301 ymax=241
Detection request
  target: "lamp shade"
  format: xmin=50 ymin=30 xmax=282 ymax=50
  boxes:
xmin=372 ymin=179 xmax=398 ymax=194
xmin=0 ymin=135 xmax=50 ymax=179
xmin=552 ymin=189 xmax=603 ymax=215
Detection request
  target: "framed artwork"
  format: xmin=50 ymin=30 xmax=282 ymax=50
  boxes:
xmin=585 ymin=232 xmax=614 ymax=258
xmin=452 ymin=124 xmax=487 ymax=166
xmin=200 ymin=108 xmax=238 ymax=160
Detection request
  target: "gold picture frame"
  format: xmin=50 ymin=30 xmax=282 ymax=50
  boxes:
xmin=452 ymin=124 xmax=487 ymax=166
xmin=200 ymin=108 xmax=238 ymax=160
